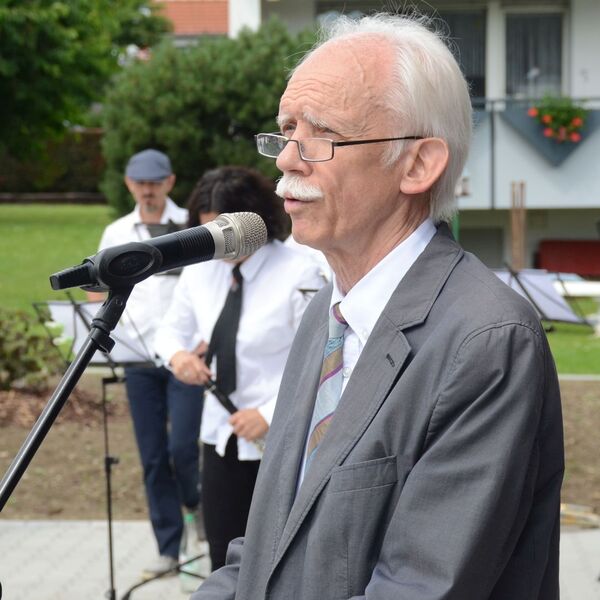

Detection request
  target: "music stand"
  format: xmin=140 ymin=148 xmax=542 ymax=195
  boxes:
xmin=32 ymin=293 xmax=156 ymax=600
xmin=0 ymin=287 xmax=135 ymax=600
xmin=35 ymin=297 xmax=157 ymax=367
xmin=494 ymin=266 xmax=591 ymax=329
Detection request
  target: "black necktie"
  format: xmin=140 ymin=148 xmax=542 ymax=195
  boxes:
xmin=206 ymin=264 xmax=243 ymax=396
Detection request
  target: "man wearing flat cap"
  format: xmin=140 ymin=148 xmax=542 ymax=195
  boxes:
xmin=89 ymin=149 xmax=204 ymax=578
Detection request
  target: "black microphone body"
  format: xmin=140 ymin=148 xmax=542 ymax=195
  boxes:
xmin=50 ymin=212 xmax=267 ymax=292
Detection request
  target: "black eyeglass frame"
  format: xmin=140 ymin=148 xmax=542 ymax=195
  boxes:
xmin=255 ymin=132 xmax=424 ymax=163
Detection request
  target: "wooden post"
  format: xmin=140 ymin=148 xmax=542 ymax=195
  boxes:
xmin=510 ymin=181 xmax=526 ymax=271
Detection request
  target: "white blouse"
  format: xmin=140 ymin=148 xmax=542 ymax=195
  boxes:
xmin=155 ymin=240 xmax=325 ymax=460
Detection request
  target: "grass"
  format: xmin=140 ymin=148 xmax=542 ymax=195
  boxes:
xmin=0 ymin=203 xmax=113 ymax=310
xmin=1 ymin=203 xmax=600 ymax=374
xmin=546 ymin=322 xmax=600 ymax=375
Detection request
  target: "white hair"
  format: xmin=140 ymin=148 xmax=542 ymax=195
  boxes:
xmin=292 ymin=13 xmax=472 ymax=223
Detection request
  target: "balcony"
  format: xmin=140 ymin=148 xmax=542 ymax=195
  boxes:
xmin=459 ymin=97 xmax=600 ymax=212
xmin=456 ymin=97 xmax=600 ymax=270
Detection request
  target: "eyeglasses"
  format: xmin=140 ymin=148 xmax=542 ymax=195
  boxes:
xmin=255 ymin=132 xmax=423 ymax=163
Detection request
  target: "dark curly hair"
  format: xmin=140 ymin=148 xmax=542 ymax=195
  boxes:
xmin=186 ymin=166 xmax=290 ymax=241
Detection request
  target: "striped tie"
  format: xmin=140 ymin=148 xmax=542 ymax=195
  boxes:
xmin=305 ymin=302 xmax=348 ymax=469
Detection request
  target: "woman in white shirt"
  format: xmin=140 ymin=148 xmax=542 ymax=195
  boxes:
xmin=155 ymin=166 xmax=324 ymax=570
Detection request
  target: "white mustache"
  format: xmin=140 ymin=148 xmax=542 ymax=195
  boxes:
xmin=275 ymin=175 xmax=324 ymax=201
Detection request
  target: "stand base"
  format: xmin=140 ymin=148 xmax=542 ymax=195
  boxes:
xmin=121 ymin=551 xmax=208 ymax=600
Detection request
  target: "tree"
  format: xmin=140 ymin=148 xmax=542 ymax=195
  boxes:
xmin=0 ymin=0 xmax=170 ymax=158
xmin=101 ymin=18 xmax=316 ymax=215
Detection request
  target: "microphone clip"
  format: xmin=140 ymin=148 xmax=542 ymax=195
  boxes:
xmin=50 ymin=242 xmax=163 ymax=292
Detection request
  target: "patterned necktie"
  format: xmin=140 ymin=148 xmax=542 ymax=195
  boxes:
xmin=206 ymin=264 xmax=243 ymax=395
xmin=305 ymin=302 xmax=348 ymax=469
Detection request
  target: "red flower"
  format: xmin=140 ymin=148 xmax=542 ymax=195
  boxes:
xmin=530 ymin=98 xmax=587 ymax=144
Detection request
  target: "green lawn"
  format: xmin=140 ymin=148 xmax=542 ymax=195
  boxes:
xmin=546 ymin=322 xmax=600 ymax=375
xmin=1 ymin=203 xmax=599 ymax=374
xmin=0 ymin=203 xmax=113 ymax=310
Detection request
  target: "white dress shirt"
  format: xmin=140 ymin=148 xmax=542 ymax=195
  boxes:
xmin=155 ymin=240 xmax=325 ymax=460
xmin=332 ymin=218 xmax=437 ymax=390
xmin=97 ymin=198 xmax=190 ymax=361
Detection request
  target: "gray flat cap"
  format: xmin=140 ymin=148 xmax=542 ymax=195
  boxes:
xmin=125 ymin=149 xmax=172 ymax=181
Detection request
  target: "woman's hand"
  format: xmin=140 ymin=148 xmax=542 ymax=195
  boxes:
xmin=170 ymin=350 xmax=212 ymax=385
xmin=229 ymin=409 xmax=269 ymax=441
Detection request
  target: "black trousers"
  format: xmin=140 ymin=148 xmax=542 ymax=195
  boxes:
xmin=202 ymin=436 xmax=260 ymax=571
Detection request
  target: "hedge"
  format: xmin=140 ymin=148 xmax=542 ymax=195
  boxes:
xmin=101 ymin=19 xmax=316 ymax=215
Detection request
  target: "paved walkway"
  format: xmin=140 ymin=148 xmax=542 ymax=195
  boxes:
xmin=0 ymin=520 xmax=209 ymax=600
xmin=0 ymin=520 xmax=598 ymax=599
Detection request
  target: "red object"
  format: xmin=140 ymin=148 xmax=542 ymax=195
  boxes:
xmin=570 ymin=132 xmax=582 ymax=142
xmin=527 ymin=107 xmax=538 ymax=117
xmin=538 ymin=240 xmax=600 ymax=276
xmin=543 ymin=128 xmax=554 ymax=138
xmin=158 ymin=0 xmax=228 ymax=36
xmin=571 ymin=116 xmax=583 ymax=127
xmin=541 ymin=114 xmax=553 ymax=124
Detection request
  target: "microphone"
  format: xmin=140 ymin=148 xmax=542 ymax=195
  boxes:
xmin=50 ymin=212 xmax=268 ymax=292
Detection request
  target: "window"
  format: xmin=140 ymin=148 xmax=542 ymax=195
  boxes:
xmin=316 ymin=5 xmax=486 ymax=99
xmin=506 ymin=13 xmax=563 ymax=98
xmin=439 ymin=11 xmax=486 ymax=99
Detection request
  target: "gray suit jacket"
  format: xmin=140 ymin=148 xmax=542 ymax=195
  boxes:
xmin=193 ymin=225 xmax=564 ymax=600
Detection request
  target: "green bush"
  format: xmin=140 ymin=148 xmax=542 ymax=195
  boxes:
xmin=0 ymin=308 xmax=65 ymax=391
xmin=0 ymin=0 xmax=170 ymax=160
xmin=101 ymin=18 xmax=316 ymax=215
xmin=0 ymin=129 xmax=105 ymax=193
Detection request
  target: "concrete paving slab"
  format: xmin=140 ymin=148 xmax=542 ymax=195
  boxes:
xmin=560 ymin=527 xmax=600 ymax=600
xmin=0 ymin=520 xmax=598 ymax=599
xmin=0 ymin=520 xmax=207 ymax=600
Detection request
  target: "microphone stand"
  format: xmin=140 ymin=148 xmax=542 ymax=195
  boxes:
xmin=0 ymin=287 xmax=133 ymax=599
xmin=67 ymin=291 xmax=125 ymax=600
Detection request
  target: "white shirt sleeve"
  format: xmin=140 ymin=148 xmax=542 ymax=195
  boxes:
xmin=256 ymin=261 xmax=325 ymax=426
xmin=98 ymin=225 xmax=118 ymax=251
xmin=154 ymin=269 xmax=200 ymax=363
xmin=257 ymin=399 xmax=277 ymax=424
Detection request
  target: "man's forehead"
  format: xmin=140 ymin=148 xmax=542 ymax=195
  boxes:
xmin=301 ymin=35 xmax=392 ymax=80
xmin=278 ymin=37 xmax=393 ymax=123
xmin=277 ymin=97 xmax=357 ymax=136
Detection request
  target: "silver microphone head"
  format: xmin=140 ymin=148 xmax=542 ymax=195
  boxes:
xmin=207 ymin=212 xmax=268 ymax=259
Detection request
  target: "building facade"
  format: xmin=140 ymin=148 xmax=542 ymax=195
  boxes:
xmin=228 ymin=0 xmax=600 ymax=274
xmin=159 ymin=0 xmax=228 ymax=44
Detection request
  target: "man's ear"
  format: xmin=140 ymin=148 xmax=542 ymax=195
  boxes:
xmin=124 ymin=175 xmax=137 ymax=195
xmin=164 ymin=173 xmax=176 ymax=193
xmin=399 ymin=138 xmax=449 ymax=195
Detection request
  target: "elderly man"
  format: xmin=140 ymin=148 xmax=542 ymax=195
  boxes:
xmin=90 ymin=149 xmax=204 ymax=579
xmin=192 ymin=13 xmax=563 ymax=600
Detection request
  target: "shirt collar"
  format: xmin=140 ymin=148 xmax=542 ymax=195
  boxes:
xmin=132 ymin=197 xmax=180 ymax=226
xmin=331 ymin=218 xmax=436 ymax=345
xmin=236 ymin=240 xmax=275 ymax=283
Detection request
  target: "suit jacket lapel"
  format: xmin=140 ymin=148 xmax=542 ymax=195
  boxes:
xmin=271 ymin=314 xmax=328 ymax=546
xmin=271 ymin=224 xmax=464 ymax=571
